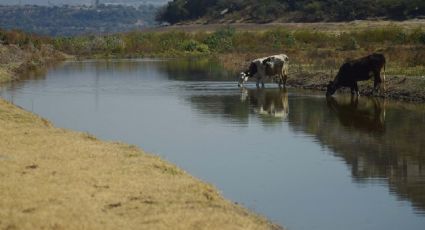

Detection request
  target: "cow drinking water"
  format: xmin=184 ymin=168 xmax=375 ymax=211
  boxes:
xmin=326 ymin=53 xmax=386 ymax=97
xmin=238 ymin=54 xmax=289 ymax=88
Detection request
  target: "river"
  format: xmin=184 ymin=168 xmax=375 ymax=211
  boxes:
xmin=1 ymin=58 xmax=425 ymax=230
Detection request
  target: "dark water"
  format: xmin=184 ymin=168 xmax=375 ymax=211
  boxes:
xmin=1 ymin=59 xmax=425 ymax=230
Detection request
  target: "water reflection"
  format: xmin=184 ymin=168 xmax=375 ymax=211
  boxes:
xmin=243 ymin=88 xmax=289 ymax=120
xmin=4 ymin=64 xmax=49 ymax=91
xmin=289 ymin=95 xmax=425 ymax=214
xmin=326 ymin=96 xmax=386 ymax=134
xmin=159 ymin=57 xmax=234 ymax=81
xmin=188 ymin=88 xmax=289 ymax=125
xmin=189 ymin=86 xmax=425 ymax=213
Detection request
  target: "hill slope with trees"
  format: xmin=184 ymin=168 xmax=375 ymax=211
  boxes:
xmin=157 ymin=0 xmax=425 ymax=24
xmin=0 ymin=4 xmax=159 ymax=36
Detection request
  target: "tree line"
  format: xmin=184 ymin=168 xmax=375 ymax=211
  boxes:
xmin=0 ymin=4 xmax=158 ymax=36
xmin=157 ymin=0 xmax=425 ymax=23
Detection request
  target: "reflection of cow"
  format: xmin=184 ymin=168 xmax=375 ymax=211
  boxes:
xmin=326 ymin=96 xmax=386 ymax=133
xmin=326 ymin=53 xmax=386 ymax=96
xmin=238 ymin=54 xmax=289 ymax=88
xmin=241 ymin=88 xmax=289 ymax=119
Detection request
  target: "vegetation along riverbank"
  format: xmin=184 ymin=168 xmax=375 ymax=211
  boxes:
xmin=0 ymin=30 xmax=67 ymax=84
xmin=52 ymin=20 xmax=425 ymax=101
xmin=0 ymin=32 xmax=281 ymax=230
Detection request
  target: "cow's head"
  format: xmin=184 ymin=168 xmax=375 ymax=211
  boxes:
xmin=326 ymin=81 xmax=337 ymax=96
xmin=238 ymin=72 xmax=250 ymax=87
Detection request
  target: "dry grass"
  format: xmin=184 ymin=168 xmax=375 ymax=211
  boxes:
xmin=145 ymin=19 xmax=425 ymax=33
xmin=0 ymin=67 xmax=12 ymax=83
xmin=0 ymin=98 xmax=281 ymax=230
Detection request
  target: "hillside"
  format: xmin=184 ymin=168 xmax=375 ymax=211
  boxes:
xmin=157 ymin=0 xmax=425 ymax=24
xmin=0 ymin=0 xmax=170 ymax=6
xmin=0 ymin=4 xmax=159 ymax=36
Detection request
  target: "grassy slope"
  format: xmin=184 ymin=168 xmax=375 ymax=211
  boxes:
xmin=0 ymin=99 xmax=279 ymax=230
xmin=0 ymin=47 xmax=281 ymax=230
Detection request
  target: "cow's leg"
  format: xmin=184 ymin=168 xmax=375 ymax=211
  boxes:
xmin=282 ymin=74 xmax=288 ymax=88
xmin=351 ymin=82 xmax=360 ymax=96
xmin=276 ymin=75 xmax=282 ymax=88
xmin=350 ymin=93 xmax=359 ymax=105
xmin=256 ymin=77 xmax=265 ymax=88
xmin=373 ymin=70 xmax=382 ymax=96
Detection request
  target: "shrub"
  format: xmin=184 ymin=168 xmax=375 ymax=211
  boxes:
xmin=284 ymin=33 xmax=296 ymax=47
xmin=182 ymin=39 xmax=210 ymax=53
xmin=204 ymin=27 xmax=235 ymax=52
xmin=341 ymin=37 xmax=360 ymax=50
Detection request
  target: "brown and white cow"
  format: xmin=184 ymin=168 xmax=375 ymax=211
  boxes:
xmin=238 ymin=54 xmax=289 ymax=88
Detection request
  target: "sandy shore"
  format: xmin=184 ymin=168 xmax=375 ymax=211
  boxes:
xmin=0 ymin=98 xmax=281 ymax=229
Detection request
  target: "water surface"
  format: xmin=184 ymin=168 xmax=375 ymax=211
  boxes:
xmin=1 ymin=59 xmax=425 ymax=230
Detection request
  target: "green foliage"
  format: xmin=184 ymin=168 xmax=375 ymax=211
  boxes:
xmin=52 ymin=26 xmax=425 ymax=59
xmin=0 ymin=4 xmax=159 ymax=36
xmin=341 ymin=37 xmax=360 ymax=51
xmin=204 ymin=27 xmax=235 ymax=52
xmin=284 ymin=33 xmax=296 ymax=47
xmin=394 ymin=31 xmax=407 ymax=44
xmin=408 ymin=28 xmax=425 ymax=44
xmin=0 ymin=29 xmax=50 ymax=48
xmin=182 ymin=40 xmax=210 ymax=53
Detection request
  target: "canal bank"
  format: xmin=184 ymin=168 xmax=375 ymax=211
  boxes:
xmin=0 ymin=48 xmax=281 ymax=230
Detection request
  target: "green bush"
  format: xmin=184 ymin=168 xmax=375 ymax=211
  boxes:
xmin=182 ymin=39 xmax=210 ymax=53
xmin=284 ymin=33 xmax=296 ymax=47
xmin=204 ymin=27 xmax=235 ymax=52
xmin=341 ymin=37 xmax=360 ymax=50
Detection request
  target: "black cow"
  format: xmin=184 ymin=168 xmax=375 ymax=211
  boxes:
xmin=326 ymin=53 xmax=386 ymax=96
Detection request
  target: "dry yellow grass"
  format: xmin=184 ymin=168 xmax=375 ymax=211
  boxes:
xmin=0 ymin=98 xmax=281 ymax=230
xmin=0 ymin=67 xmax=12 ymax=83
xmin=145 ymin=19 xmax=425 ymax=33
